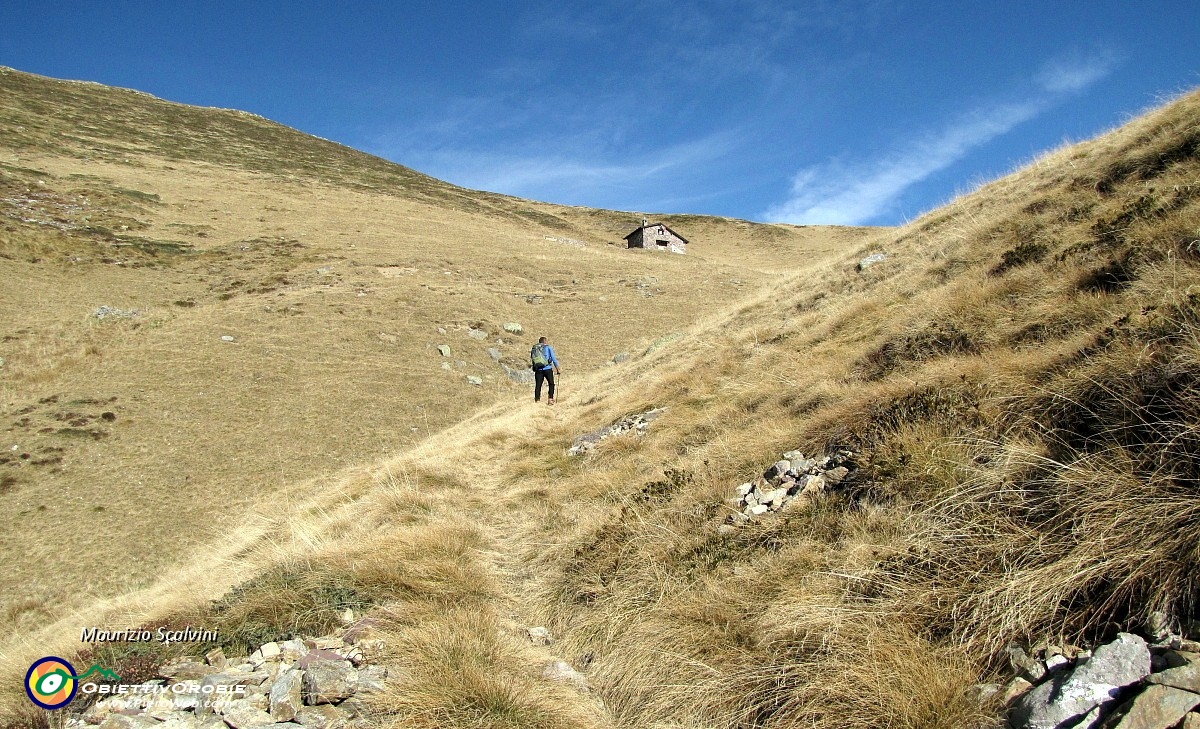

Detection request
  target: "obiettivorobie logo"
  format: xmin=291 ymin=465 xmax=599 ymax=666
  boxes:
xmin=25 ymin=657 xmax=120 ymax=710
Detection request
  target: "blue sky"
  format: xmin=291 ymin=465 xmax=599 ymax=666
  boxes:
xmin=2 ymin=2 xmax=1198 ymax=225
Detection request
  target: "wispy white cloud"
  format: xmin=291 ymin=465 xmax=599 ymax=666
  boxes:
xmin=404 ymin=132 xmax=741 ymax=210
xmin=1035 ymin=53 xmax=1119 ymax=94
xmin=763 ymin=54 xmax=1119 ymax=225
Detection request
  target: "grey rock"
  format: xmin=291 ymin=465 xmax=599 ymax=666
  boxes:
xmin=542 ymin=660 xmax=588 ymax=691
xmin=357 ymin=665 xmax=388 ymax=694
xmin=759 ymin=488 xmax=787 ymax=508
xmin=1146 ymin=611 xmax=1174 ymax=643
xmin=487 ymin=347 xmax=502 ymax=361
xmin=1148 ymin=661 xmax=1200 ymax=692
xmin=781 ymin=450 xmax=804 ymax=461
xmin=1003 ymin=677 xmax=1034 ymax=705
xmin=159 ymin=656 xmax=218 ymax=681
xmin=206 ymin=647 xmax=228 ymax=668
xmin=527 ymin=627 xmax=554 ymax=646
xmin=611 ymin=352 xmax=630 ymax=364
xmin=455 ymin=359 xmax=466 ymax=368
xmin=467 ymin=328 xmax=488 ymax=340
xmin=969 ymin=683 xmax=1002 ymax=704
xmin=502 ymin=364 xmax=535 ymax=384
xmin=787 ymin=459 xmax=816 ymax=476
xmin=735 ymin=483 xmax=754 ymax=497
xmin=93 ymin=305 xmax=138 ymax=320
xmin=1045 ymin=654 xmax=1071 ymax=672
xmin=441 ymin=362 xmax=452 ymax=370
xmin=219 ymin=701 xmax=276 ymax=729
xmin=466 ymin=375 xmax=483 ymax=386
xmin=436 ymin=344 xmax=451 ymax=357
xmin=763 ymin=460 xmax=790 ymax=482
xmin=302 ymin=658 xmax=358 ymax=705
xmin=1159 ymin=650 xmax=1200 ymax=670
xmin=337 ymin=696 xmax=368 ymax=718
xmin=220 ymin=335 xmax=236 ymax=342
xmin=1007 ymin=644 xmax=1047 ymax=682
xmin=502 ymin=322 xmax=523 ymax=334
xmin=747 ymin=504 xmax=769 ymax=516
xmin=268 ymin=667 xmax=304 ymax=721
xmin=824 ymin=466 xmax=850 ymax=485
xmin=1107 ymin=685 xmax=1200 ymax=729
xmin=97 ymin=716 xmax=160 ymax=729
xmin=295 ymin=705 xmax=347 ymax=729
xmin=857 ymin=253 xmax=887 ymax=271
xmin=1010 ymin=633 xmax=1151 ymax=729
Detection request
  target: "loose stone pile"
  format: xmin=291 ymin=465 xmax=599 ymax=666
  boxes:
xmin=70 ymin=623 xmax=388 ymax=729
xmin=725 ymin=449 xmax=855 ymax=524
xmin=567 ymin=408 xmax=666 ymax=456
xmin=1000 ymin=626 xmax=1200 ymax=729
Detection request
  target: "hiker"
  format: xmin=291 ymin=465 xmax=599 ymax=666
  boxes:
xmin=530 ymin=336 xmax=561 ymax=404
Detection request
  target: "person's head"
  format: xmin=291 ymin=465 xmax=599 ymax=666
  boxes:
xmin=538 ymin=336 xmax=547 ymax=344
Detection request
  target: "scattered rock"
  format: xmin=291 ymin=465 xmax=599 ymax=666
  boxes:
xmin=502 ymin=322 xmax=523 ymax=334
xmin=726 ymin=448 xmax=855 ymax=522
xmin=487 ymin=347 xmax=501 ymax=361
xmin=1148 ymin=661 xmax=1200 ymax=692
xmin=610 ymin=352 xmax=630 ymax=364
xmin=466 ymin=375 xmax=483 ymax=386
xmin=93 ymin=306 xmax=138 ymax=320
xmin=1106 ymin=685 xmax=1200 ymax=729
xmin=205 ymin=647 xmax=227 ymax=669
xmin=568 ymin=408 xmax=666 ymax=455
xmin=467 ymin=328 xmax=488 ymax=340
xmin=1007 ymin=644 xmax=1047 ymax=682
xmin=356 ymin=665 xmax=388 ymax=694
xmin=302 ymin=659 xmax=358 ymax=705
xmin=857 ymin=252 xmax=887 ymax=271
xmin=218 ymin=701 xmax=275 ymax=729
xmin=266 ymin=668 xmax=302 ymax=721
xmin=1010 ymin=633 xmax=1150 ymax=729
xmin=526 ymin=627 xmax=554 ymax=646
xmin=437 ymin=344 xmax=451 ymax=357
xmin=294 ymin=705 xmax=347 ymax=729
xmin=220 ymin=335 xmax=236 ymax=342
xmin=441 ymin=362 xmax=452 ymax=370
xmin=542 ymin=660 xmax=588 ymax=691
xmin=502 ymin=364 xmax=535 ymax=384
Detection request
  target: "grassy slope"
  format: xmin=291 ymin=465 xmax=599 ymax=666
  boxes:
xmin=46 ymin=86 xmax=1197 ymax=729
xmin=0 ymin=66 xmax=868 ymax=646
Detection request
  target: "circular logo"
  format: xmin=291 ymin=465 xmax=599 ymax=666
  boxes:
xmin=25 ymin=656 xmax=78 ymax=710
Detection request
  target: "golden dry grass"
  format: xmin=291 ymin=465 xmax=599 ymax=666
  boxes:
xmin=0 ymin=65 xmax=865 ymax=634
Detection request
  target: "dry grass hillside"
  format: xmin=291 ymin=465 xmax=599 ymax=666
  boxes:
xmin=3 ymin=68 xmax=1199 ymax=729
xmin=0 ymin=65 xmax=866 ymax=638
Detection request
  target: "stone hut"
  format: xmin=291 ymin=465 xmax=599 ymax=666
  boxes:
xmin=624 ymin=221 xmax=688 ymax=254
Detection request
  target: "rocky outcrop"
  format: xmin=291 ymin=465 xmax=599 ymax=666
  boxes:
xmin=567 ymin=408 xmax=666 ymax=456
xmin=1002 ymin=630 xmax=1200 ymax=729
xmin=857 ymin=252 xmax=887 ymax=271
xmin=70 ymin=629 xmax=389 ymax=729
xmin=723 ymin=449 xmax=855 ymax=525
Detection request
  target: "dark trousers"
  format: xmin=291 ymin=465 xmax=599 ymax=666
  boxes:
xmin=534 ymin=369 xmax=555 ymax=401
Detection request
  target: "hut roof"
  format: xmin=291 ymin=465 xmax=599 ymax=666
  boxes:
xmin=623 ymin=222 xmax=690 ymax=245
